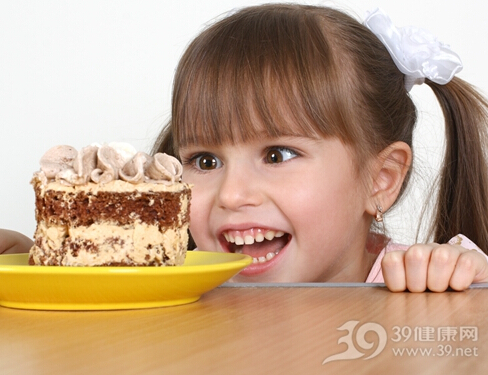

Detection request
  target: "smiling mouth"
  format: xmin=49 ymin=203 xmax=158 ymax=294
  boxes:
xmin=222 ymin=228 xmax=291 ymax=264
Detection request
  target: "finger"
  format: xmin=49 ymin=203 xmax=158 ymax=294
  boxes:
xmin=381 ymin=251 xmax=407 ymax=292
xmin=449 ymin=250 xmax=488 ymax=291
xmin=0 ymin=229 xmax=33 ymax=254
xmin=426 ymin=244 xmax=459 ymax=292
xmin=403 ymin=244 xmax=432 ymax=292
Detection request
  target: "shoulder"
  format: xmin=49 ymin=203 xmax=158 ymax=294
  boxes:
xmin=365 ymin=239 xmax=408 ymax=283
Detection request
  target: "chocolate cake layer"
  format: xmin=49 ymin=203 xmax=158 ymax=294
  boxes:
xmin=34 ymin=187 xmax=190 ymax=227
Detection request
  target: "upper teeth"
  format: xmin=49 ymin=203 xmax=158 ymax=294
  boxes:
xmin=223 ymin=230 xmax=285 ymax=245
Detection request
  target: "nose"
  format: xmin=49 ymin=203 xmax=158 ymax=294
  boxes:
xmin=217 ymin=163 xmax=263 ymax=211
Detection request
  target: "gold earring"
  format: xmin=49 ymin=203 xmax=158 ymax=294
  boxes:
xmin=375 ymin=205 xmax=383 ymax=223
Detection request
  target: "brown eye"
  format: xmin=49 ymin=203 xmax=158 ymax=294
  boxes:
xmin=266 ymin=150 xmax=283 ymax=163
xmin=265 ymin=147 xmax=298 ymax=164
xmin=195 ymin=154 xmax=221 ymax=170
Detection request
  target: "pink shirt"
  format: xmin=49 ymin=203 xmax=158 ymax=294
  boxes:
xmin=366 ymin=234 xmax=487 ymax=283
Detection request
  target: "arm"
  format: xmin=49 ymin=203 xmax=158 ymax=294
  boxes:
xmin=0 ymin=229 xmax=33 ymax=254
xmin=381 ymin=239 xmax=488 ymax=292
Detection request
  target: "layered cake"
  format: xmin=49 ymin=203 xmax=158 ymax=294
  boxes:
xmin=29 ymin=143 xmax=191 ymax=266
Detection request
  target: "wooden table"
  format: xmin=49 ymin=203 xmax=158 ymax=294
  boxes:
xmin=1 ymin=283 xmax=487 ymax=374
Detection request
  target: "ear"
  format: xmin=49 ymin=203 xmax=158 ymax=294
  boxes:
xmin=365 ymin=141 xmax=412 ymax=217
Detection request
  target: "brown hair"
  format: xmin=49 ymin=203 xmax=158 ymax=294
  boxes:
xmin=426 ymin=78 xmax=488 ymax=249
xmin=153 ymin=4 xmax=488 ymax=252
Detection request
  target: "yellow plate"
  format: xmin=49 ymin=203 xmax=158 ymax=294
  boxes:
xmin=0 ymin=252 xmax=251 ymax=311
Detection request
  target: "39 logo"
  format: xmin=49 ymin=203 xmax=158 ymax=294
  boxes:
xmin=322 ymin=320 xmax=387 ymax=364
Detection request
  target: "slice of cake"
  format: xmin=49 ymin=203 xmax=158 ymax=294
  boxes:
xmin=29 ymin=142 xmax=191 ymax=266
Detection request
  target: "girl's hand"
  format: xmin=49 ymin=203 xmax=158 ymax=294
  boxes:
xmin=381 ymin=243 xmax=488 ymax=292
xmin=0 ymin=229 xmax=33 ymax=254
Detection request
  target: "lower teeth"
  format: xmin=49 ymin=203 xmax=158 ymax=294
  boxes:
xmin=233 ymin=247 xmax=281 ymax=264
xmin=252 ymin=251 xmax=279 ymax=264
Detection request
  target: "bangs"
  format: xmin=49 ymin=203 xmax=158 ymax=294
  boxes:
xmin=172 ymin=5 xmax=361 ymax=150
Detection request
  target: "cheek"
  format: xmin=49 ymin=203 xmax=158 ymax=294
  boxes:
xmin=187 ymin=185 xmax=213 ymax=247
xmin=286 ymin=173 xmax=365 ymax=234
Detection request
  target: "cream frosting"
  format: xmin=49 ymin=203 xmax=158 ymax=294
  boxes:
xmin=36 ymin=143 xmax=182 ymax=186
xmin=30 ymin=220 xmax=189 ymax=266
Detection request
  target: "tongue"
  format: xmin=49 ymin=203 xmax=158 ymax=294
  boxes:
xmin=232 ymin=236 xmax=288 ymax=258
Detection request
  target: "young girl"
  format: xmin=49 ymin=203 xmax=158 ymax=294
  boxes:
xmin=2 ymin=4 xmax=488 ymax=292
xmin=151 ymin=4 xmax=488 ymax=291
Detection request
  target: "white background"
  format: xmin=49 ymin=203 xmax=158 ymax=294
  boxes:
xmin=1 ymin=0 xmax=487 ymax=244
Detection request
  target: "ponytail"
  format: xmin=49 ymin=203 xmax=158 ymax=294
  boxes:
xmin=426 ymin=77 xmax=488 ymax=253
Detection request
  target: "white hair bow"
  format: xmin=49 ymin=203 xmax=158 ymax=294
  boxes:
xmin=364 ymin=8 xmax=463 ymax=91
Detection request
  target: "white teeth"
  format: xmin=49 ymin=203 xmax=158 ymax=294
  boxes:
xmin=223 ymin=229 xmax=286 ymax=244
xmin=251 ymin=251 xmax=278 ymax=264
xmin=244 ymin=235 xmax=254 ymax=245
xmin=264 ymin=231 xmax=276 ymax=241
xmin=234 ymin=236 xmax=244 ymax=245
xmin=223 ymin=229 xmax=286 ymax=265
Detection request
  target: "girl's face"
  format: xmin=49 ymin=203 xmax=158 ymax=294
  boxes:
xmin=180 ymin=135 xmax=376 ymax=283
